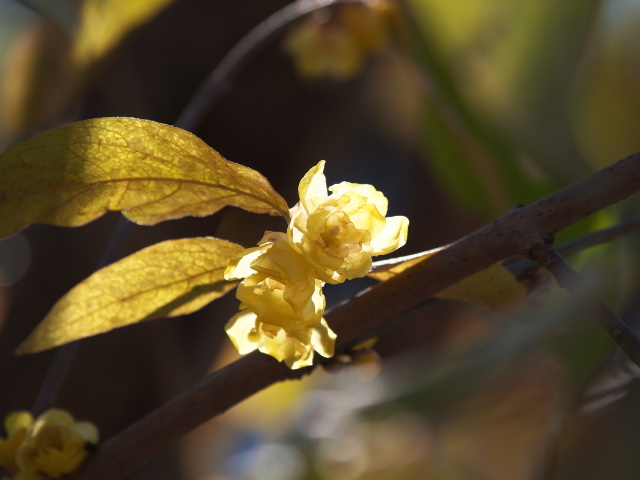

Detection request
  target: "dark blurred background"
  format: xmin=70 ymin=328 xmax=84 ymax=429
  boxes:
xmin=1 ymin=0 xmax=640 ymax=479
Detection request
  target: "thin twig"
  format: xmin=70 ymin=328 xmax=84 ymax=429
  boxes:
xmin=530 ymin=243 xmax=640 ymax=368
xmin=174 ymin=0 xmax=362 ymax=130
xmin=507 ymin=215 xmax=640 ymax=278
xmin=558 ymin=215 xmax=640 ymax=257
xmin=67 ymin=151 xmax=640 ymax=480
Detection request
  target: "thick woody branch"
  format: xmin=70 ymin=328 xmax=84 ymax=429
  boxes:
xmin=69 ymin=151 xmax=640 ymax=480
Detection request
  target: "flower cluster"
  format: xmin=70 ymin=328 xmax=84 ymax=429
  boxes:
xmin=0 ymin=409 xmax=98 ymax=480
xmin=224 ymin=161 xmax=408 ymax=369
xmin=282 ymin=0 xmax=400 ymax=80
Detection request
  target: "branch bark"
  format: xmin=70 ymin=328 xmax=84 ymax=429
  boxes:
xmin=68 ymin=151 xmax=640 ymax=480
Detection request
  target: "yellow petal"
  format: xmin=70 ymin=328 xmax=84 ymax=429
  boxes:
xmin=257 ymin=326 xmax=313 ymax=369
xmin=339 ymin=249 xmax=373 ymax=280
xmin=225 ymin=310 xmax=259 ymax=355
xmin=224 ymin=245 xmax=267 ymax=280
xmin=346 ymin=202 xmax=386 ymax=238
xmin=290 ymin=280 xmax=326 ymax=325
xmin=236 ymin=281 xmax=290 ymax=328
xmin=311 ymin=317 xmax=336 ymax=358
xmin=370 ymin=215 xmax=409 ymax=256
xmin=5 ymin=411 xmax=34 ymax=436
xmin=69 ymin=422 xmax=99 ymax=444
xmin=298 ymin=161 xmax=328 ymax=213
xmin=329 ymin=182 xmax=389 ymax=216
xmin=250 ymin=233 xmax=309 ymax=284
xmin=32 ymin=409 xmax=74 ymax=433
xmin=34 ymin=429 xmax=89 ymax=477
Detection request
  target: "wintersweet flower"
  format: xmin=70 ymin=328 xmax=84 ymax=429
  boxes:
xmin=224 ymin=232 xmax=336 ymax=369
xmin=289 ymin=161 xmax=409 ymax=283
xmin=224 ymin=162 xmax=407 ymax=369
xmin=12 ymin=409 xmax=98 ymax=480
xmin=0 ymin=411 xmax=33 ymax=477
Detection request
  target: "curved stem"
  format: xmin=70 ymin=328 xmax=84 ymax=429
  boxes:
xmin=174 ymin=0 xmax=363 ymax=131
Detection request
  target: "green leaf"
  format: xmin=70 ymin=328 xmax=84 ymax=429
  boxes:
xmin=0 ymin=117 xmax=290 ymax=238
xmin=404 ymin=0 xmax=564 ymax=217
xmin=17 ymin=237 xmax=243 ymax=354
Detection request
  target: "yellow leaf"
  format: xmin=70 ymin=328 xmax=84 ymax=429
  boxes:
xmin=74 ymin=0 xmax=176 ymax=66
xmin=17 ymin=237 xmax=243 ymax=354
xmin=368 ymin=249 xmax=525 ymax=310
xmin=0 ymin=117 xmax=290 ymax=239
xmin=436 ymin=263 xmax=525 ymax=311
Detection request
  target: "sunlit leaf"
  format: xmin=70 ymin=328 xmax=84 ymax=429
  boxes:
xmin=74 ymin=0 xmax=176 ymax=66
xmin=0 ymin=117 xmax=291 ymax=239
xmin=369 ymin=250 xmax=524 ymax=310
xmin=436 ymin=263 xmax=525 ymax=310
xmin=17 ymin=237 xmax=243 ymax=354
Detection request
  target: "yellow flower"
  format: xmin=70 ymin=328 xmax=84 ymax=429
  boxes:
xmin=226 ymin=310 xmax=335 ymax=369
xmin=289 ymin=161 xmax=408 ymax=283
xmin=14 ymin=409 xmax=98 ymax=479
xmin=224 ymin=161 xmax=408 ymax=369
xmin=0 ymin=411 xmax=33 ymax=476
xmin=225 ymin=232 xmax=336 ymax=369
xmin=282 ymin=1 xmax=400 ymax=80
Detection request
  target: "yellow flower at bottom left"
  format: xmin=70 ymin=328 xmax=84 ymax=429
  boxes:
xmin=0 ymin=409 xmax=98 ymax=480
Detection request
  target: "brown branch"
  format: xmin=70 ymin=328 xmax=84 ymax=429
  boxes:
xmin=68 ymin=151 xmax=640 ymax=480
xmin=530 ymin=243 xmax=640 ymax=367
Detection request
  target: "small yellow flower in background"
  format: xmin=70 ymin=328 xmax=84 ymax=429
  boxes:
xmin=225 ymin=162 xmax=408 ymax=369
xmin=290 ymin=161 xmax=409 ymax=283
xmin=0 ymin=412 xmax=33 ymax=477
xmin=0 ymin=409 xmax=98 ymax=480
xmin=282 ymin=0 xmax=400 ymax=80
xmin=282 ymin=16 xmax=362 ymax=80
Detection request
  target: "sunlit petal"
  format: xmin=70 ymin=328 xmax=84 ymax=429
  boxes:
xmin=298 ymin=161 xmax=328 ymax=212
xmin=370 ymin=215 xmax=409 ymax=255
xmin=311 ymin=317 xmax=336 ymax=358
xmin=225 ymin=310 xmax=259 ymax=355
